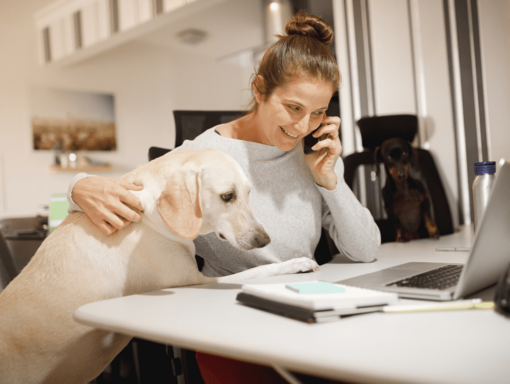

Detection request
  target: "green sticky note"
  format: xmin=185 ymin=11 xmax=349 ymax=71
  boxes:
xmin=286 ymin=282 xmax=345 ymax=294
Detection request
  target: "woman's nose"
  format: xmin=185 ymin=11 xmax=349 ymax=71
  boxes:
xmin=294 ymin=115 xmax=311 ymax=135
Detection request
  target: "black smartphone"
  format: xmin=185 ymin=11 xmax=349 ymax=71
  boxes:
xmin=303 ymin=127 xmax=320 ymax=154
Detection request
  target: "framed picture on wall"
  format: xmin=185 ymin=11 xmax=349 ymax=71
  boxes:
xmin=30 ymin=87 xmax=116 ymax=151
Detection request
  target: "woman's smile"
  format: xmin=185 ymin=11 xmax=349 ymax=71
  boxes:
xmin=280 ymin=126 xmax=299 ymax=138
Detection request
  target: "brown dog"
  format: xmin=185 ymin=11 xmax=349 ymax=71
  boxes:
xmin=375 ymin=138 xmax=440 ymax=242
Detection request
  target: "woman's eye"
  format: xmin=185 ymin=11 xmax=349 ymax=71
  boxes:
xmin=312 ymin=111 xmax=324 ymax=117
xmin=221 ymin=193 xmax=233 ymax=202
xmin=288 ymin=106 xmax=300 ymax=112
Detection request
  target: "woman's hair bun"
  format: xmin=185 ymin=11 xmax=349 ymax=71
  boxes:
xmin=285 ymin=10 xmax=334 ymax=46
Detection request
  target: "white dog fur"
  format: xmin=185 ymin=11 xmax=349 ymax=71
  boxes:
xmin=0 ymin=148 xmax=318 ymax=384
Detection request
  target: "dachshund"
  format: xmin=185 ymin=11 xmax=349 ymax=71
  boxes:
xmin=375 ymin=138 xmax=440 ymax=242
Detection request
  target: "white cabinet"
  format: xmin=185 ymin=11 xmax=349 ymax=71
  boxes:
xmin=34 ymin=0 xmax=224 ymax=67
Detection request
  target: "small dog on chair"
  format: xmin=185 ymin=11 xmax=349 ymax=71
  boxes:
xmin=375 ymin=138 xmax=440 ymax=242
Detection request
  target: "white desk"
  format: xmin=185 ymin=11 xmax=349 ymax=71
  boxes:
xmin=75 ymin=227 xmax=510 ymax=384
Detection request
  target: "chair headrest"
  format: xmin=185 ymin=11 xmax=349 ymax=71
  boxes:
xmin=357 ymin=114 xmax=417 ymax=150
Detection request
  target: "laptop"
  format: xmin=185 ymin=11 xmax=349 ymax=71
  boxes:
xmin=337 ymin=159 xmax=510 ymax=301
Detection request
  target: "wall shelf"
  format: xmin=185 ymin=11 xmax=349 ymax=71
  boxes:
xmin=48 ymin=165 xmax=112 ymax=172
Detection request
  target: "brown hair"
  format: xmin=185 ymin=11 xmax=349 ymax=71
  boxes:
xmin=249 ymin=10 xmax=340 ymax=112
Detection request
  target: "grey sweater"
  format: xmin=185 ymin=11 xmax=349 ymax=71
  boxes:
xmin=172 ymin=129 xmax=380 ymax=276
xmin=68 ymin=128 xmax=380 ymax=277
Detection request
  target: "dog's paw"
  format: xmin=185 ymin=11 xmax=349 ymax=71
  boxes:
xmin=281 ymin=257 xmax=320 ymax=274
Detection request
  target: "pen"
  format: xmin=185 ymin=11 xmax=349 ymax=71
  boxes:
xmin=435 ymin=247 xmax=470 ymax=252
xmin=383 ymin=299 xmax=495 ymax=313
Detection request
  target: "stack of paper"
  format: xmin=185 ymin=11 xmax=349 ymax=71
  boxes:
xmin=237 ymin=281 xmax=399 ymax=323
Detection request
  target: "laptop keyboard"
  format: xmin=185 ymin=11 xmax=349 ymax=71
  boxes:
xmin=387 ymin=264 xmax=464 ymax=290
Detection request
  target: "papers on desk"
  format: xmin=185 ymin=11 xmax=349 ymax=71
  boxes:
xmin=237 ymin=281 xmax=399 ymax=323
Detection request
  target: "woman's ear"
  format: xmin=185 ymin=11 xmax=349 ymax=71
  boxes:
xmin=253 ymin=75 xmax=264 ymax=104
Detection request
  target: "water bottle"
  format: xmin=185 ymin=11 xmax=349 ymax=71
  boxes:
xmin=473 ymin=161 xmax=496 ymax=231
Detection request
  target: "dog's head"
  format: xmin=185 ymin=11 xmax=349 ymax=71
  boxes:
xmin=375 ymin=138 xmax=417 ymax=182
xmin=156 ymin=149 xmax=270 ymax=250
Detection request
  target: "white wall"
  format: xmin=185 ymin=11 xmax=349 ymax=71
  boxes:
xmin=2 ymin=0 xmax=508 ymax=223
xmin=414 ymin=0 xmax=459 ymax=227
xmin=0 ymin=0 xmax=254 ymax=218
xmin=369 ymin=0 xmax=416 ymax=115
xmin=478 ymin=0 xmax=510 ymax=166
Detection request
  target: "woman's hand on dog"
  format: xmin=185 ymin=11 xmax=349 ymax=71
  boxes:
xmin=304 ymin=115 xmax=342 ymax=190
xmin=73 ymin=176 xmax=144 ymax=235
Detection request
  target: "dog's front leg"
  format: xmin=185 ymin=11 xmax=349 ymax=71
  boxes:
xmin=215 ymin=257 xmax=319 ymax=283
xmin=421 ymin=198 xmax=440 ymax=239
xmin=423 ymin=211 xmax=440 ymax=239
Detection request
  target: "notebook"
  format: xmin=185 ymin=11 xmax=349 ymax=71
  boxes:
xmin=337 ymin=158 xmax=510 ymax=301
xmin=237 ymin=281 xmax=398 ymax=323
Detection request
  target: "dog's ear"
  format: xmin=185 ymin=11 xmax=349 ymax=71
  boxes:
xmin=407 ymin=142 xmax=420 ymax=170
xmin=157 ymin=168 xmax=203 ymax=240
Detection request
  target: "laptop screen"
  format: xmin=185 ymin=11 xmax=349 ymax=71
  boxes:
xmin=49 ymin=194 xmax=69 ymax=232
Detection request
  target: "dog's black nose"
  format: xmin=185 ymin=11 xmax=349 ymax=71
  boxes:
xmin=398 ymin=173 xmax=406 ymax=179
xmin=252 ymin=233 xmax=271 ymax=248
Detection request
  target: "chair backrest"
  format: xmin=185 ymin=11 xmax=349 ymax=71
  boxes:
xmin=173 ymin=110 xmax=244 ymax=148
xmin=357 ymin=114 xmax=418 ymax=150
xmin=0 ymin=229 xmax=17 ymax=289
xmin=343 ymin=115 xmax=454 ymax=243
xmin=148 ymin=146 xmax=171 ymax=162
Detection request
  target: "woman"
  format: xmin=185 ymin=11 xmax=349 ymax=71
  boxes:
xmin=69 ymin=12 xmax=380 ymax=272
xmin=69 ymin=11 xmax=380 ymax=381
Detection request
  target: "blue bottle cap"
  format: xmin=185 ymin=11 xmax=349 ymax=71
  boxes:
xmin=474 ymin=161 xmax=496 ymax=175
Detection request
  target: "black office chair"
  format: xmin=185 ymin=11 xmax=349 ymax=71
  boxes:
xmin=140 ymin=109 xmax=342 ymax=383
xmin=172 ymin=110 xmax=245 ymax=148
xmin=343 ymin=114 xmax=454 ymax=243
xmin=140 ymin=110 xmax=250 ymax=384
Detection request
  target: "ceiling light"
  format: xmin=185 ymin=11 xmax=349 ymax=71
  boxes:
xmin=176 ymin=29 xmax=208 ymax=45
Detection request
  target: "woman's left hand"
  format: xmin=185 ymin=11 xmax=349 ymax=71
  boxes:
xmin=304 ymin=115 xmax=342 ymax=190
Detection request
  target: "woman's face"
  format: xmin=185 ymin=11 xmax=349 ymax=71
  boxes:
xmin=254 ymin=76 xmax=334 ymax=151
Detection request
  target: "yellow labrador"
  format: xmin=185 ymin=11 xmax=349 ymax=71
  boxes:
xmin=0 ymin=148 xmax=318 ymax=384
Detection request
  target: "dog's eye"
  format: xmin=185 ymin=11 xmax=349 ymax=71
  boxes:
xmin=221 ymin=193 xmax=233 ymax=202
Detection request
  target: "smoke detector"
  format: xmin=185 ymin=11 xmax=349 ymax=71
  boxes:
xmin=176 ymin=29 xmax=208 ymax=45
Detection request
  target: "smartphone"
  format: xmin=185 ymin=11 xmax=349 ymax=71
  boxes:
xmin=303 ymin=127 xmax=320 ymax=154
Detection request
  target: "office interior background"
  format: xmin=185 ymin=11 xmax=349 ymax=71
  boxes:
xmin=0 ymin=0 xmax=509 ymax=229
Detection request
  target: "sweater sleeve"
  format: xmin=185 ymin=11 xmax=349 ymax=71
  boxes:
xmin=66 ymin=173 xmax=94 ymax=213
xmin=318 ymin=158 xmax=381 ymax=262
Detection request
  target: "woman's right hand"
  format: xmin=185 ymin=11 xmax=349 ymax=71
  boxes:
xmin=72 ymin=176 xmax=144 ymax=235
